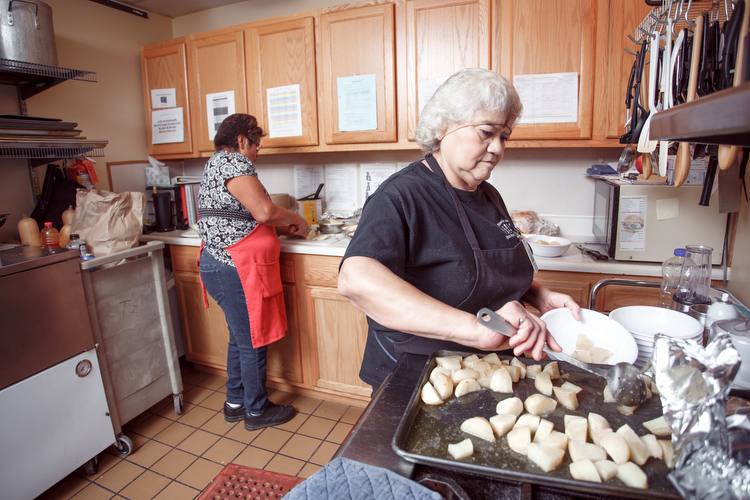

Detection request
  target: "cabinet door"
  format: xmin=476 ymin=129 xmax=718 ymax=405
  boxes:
xmin=493 ymin=0 xmax=596 ymax=140
xmin=172 ymin=270 xmax=229 ymax=371
xmin=267 ymin=283 xmax=304 ymax=384
xmin=246 ymin=17 xmax=318 ymax=149
xmin=594 ymin=0 xmax=654 ymax=140
xmin=140 ymin=38 xmax=194 ymax=158
xmin=405 ymin=0 xmax=491 ymax=140
xmin=188 ymin=30 xmax=247 ymax=154
xmin=306 ymin=286 xmax=371 ymax=398
xmin=319 ymin=4 xmax=397 ymax=145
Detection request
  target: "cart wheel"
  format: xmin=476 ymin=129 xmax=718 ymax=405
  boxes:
xmin=174 ymin=393 xmax=183 ymax=415
xmin=113 ymin=434 xmax=133 ymax=457
xmin=83 ymin=455 xmax=99 ymax=475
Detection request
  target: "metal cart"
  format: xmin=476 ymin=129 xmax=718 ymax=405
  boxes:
xmin=80 ymin=240 xmax=183 ymax=456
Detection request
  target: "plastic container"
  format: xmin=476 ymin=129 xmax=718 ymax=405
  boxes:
xmin=657 ymin=248 xmax=686 ymax=308
xmin=65 ymin=234 xmax=87 ymax=258
xmin=706 ymin=293 xmax=739 ymax=330
xmin=40 ymin=222 xmax=59 ymax=247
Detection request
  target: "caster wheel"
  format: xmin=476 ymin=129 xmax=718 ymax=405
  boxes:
xmin=113 ymin=434 xmax=133 ymax=457
xmin=83 ymin=455 xmax=99 ymax=475
xmin=174 ymin=393 xmax=183 ymax=415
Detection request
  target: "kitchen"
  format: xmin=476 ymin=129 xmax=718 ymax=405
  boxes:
xmin=0 ymin=0 xmax=749 ymax=498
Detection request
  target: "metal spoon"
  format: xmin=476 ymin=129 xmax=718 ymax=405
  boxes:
xmin=476 ymin=308 xmax=648 ymax=407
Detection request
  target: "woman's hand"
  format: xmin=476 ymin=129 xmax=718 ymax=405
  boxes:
xmin=486 ymin=301 xmax=561 ymax=361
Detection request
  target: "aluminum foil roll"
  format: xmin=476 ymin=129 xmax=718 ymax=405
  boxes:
xmin=645 ymin=332 xmax=749 ymax=499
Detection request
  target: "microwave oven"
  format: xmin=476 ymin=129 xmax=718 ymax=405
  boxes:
xmin=592 ymin=178 xmax=726 ymax=264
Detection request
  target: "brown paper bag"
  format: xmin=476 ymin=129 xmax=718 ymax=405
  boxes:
xmin=70 ymin=189 xmax=145 ymax=265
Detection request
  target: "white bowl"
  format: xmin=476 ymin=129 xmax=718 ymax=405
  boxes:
xmin=609 ymin=306 xmax=703 ymax=340
xmin=525 ymin=235 xmax=572 ymax=258
xmin=541 ymin=308 xmax=638 ymax=365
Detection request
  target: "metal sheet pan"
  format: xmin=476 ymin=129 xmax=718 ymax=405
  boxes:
xmin=392 ymin=351 xmax=681 ymax=499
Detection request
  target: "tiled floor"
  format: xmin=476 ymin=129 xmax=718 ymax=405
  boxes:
xmin=38 ymin=364 xmax=365 ymax=500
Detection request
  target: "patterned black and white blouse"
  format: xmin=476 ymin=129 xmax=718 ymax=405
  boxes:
xmin=197 ymin=149 xmax=265 ymax=266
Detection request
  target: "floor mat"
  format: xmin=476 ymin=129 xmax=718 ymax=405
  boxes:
xmin=197 ymin=463 xmax=304 ymax=500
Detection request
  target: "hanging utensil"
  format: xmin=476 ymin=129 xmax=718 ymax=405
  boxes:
xmin=674 ymin=14 xmax=704 ymax=186
xmin=637 ymin=33 xmax=662 ymax=155
xmin=476 ymin=308 xmax=648 ymax=407
xmin=618 ymin=45 xmax=648 ymax=172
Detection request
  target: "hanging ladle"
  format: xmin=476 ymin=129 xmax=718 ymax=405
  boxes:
xmin=476 ymin=308 xmax=649 ymax=407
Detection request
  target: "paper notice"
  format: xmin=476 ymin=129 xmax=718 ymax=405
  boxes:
xmin=337 ymin=74 xmax=377 ymax=132
xmin=206 ymin=91 xmax=235 ymax=141
xmin=361 ymin=163 xmax=396 ymax=202
xmin=294 ymin=165 xmax=325 ymax=200
xmin=324 ymin=164 xmax=358 ymax=211
xmin=151 ymin=88 xmax=176 ymax=109
xmin=152 ymin=107 xmax=184 ymax=144
xmin=618 ymin=195 xmax=647 ymax=251
xmin=513 ymin=72 xmax=578 ymax=124
xmin=267 ymin=84 xmax=303 ymax=138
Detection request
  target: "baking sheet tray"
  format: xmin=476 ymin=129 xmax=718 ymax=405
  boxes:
xmin=392 ymin=350 xmax=681 ymax=499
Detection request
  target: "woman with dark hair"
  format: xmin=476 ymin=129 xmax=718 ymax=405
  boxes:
xmin=197 ymin=114 xmax=308 ymax=430
xmin=338 ymin=69 xmax=580 ymax=391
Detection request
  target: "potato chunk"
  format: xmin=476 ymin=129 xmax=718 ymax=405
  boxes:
xmin=539 ymin=430 xmax=568 ymax=451
xmin=505 ymin=365 xmax=522 ymax=382
xmin=642 ymin=415 xmax=672 ymax=437
xmin=496 ymin=397 xmax=524 ymax=417
xmin=451 ymin=368 xmax=479 ymax=384
xmin=658 ymin=439 xmax=675 ymax=468
xmin=489 ymin=366 xmax=514 ymax=393
xmin=564 ymin=415 xmax=588 ymax=443
xmin=454 ymin=378 xmax=481 ymax=398
xmin=448 ymin=438 xmax=474 ymax=460
xmin=542 ymin=361 xmax=560 ymax=379
xmin=616 ymin=424 xmax=650 ymax=466
xmin=599 ymin=432 xmax=630 ymax=465
xmin=515 ymin=414 xmax=541 ymax=434
xmin=431 ymin=372 xmax=453 ymax=400
xmin=420 ymin=381 xmax=443 ymax=406
xmin=527 ymin=443 xmax=565 ymax=472
xmin=429 ymin=366 xmax=452 ymax=385
xmin=525 ymin=364 xmax=543 ymax=379
xmin=589 ymin=346 xmax=613 ymax=364
xmin=435 ymin=355 xmax=462 ymax=373
xmin=489 ymin=414 xmax=516 ymax=437
xmin=507 ymin=426 xmax=531 ymax=455
xmin=481 ymin=352 xmax=503 ymax=368
xmin=573 ymin=349 xmax=592 ymax=363
xmin=534 ymin=372 xmax=553 ymax=396
xmin=569 ymin=459 xmax=602 ymax=483
xmin=533 ymin=419 xmax=554 ymax=443
xmin=510 ymin=357 xmax=527 ymax=378
xmin=576 ymin=333 xmax=591 ymax=350
xmin=588 ymin=412 xmax=612 ymax=446
xmin=594 ymin=460 xmax=618 ymax=482
xmin=461 ymin=354 xmax=480 ymax=368
xmin=553 ymin=386 xmax=579 ymax=411
xmin=640 ymin=434 xmax=662 ymax=460
xmin=524 ymin=394 xmax=557 ymax=416
xmin=460 ymin=416 xmax=496 ymax=442
xmin=561 ymin=381 xmax=582 ymax=394
xmin=617 ymin=461 xmax=649 ymax=489
xmin=568 ymin=440 xmax=607 ymax=463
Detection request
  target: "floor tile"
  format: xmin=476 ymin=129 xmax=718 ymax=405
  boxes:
xmin=313 ymin=400 xmax=349 ymax=421
xmin=202 ymin=437 xmax=246 ymax=465
xmin=182 ymin=370 xmax=211 ymax=386
xmin=131 ymin=415 xmax=173 ymax=439
xmin=289 ymin=395 xmax=323 ymax=415
xmin=297 ymin=415 xmax=336 ymax=440
xmin=153 ymin=421 xmax=195 ymax=447
xmin=269 ymin=390 xmax=297 ymax=406
xmin=152 ymin=481 xmax=200 ymax=500
xmin=78 ymin=451 xmax=121 ymax=480
xmin=298 ymin=463 xmax=322 ymax=479
xmin=182 ymin=385 xmax=214 ymax=405
xmin=150 ymin=449 xmax=197 ymax=479
xmin=177 ymin=429 xmax=220 ymax=456
xmin=118 ymin=470 xmax=170 ymax=500
xmin=175 ymin=457 xmax=224 ymax=491
xmin=251 ymin=427 xmax=293 ymax=453
xmin=197 ymin=374 xmax=227 ymax=391
xmin=122 ymin=412 xmax=153 ymax=432
xmin=232 ymin=445 xmax=274 ymax=469
xmin=225 ymin=422 xmax=260 ymax=443
xmin=122 ymin=432 xmax=149 ymax=456
xmin=126 ymin=439 xmax=172 ymax=469
xmin=178 ymin=405 xmax=216 ymax=428
xmin=93 ymin=460 xmax=145 ymax=493
xmin=200 ymin=411 xmax=236 ymax=436
xmin=158 ymin=400 xmax=195 ymax=420
xmin=341 ymin=405 xmax=365 ymax=424
xmin=70 ymin=483 xmax=115 ymax=500
xmin=264 ymin=454 xmax=305 ymax=476
xmin=309 ymin=441 xmax=339 ymax=466
xmin=278 ymin=434 xmax=322 ymax=462
xmin=200 ymin=391 xmax=226 ymax=411
xmin=275 ymin=410 xmax=307 ymax=433
xmin=326 ymin=421 xmax=354 ymax=444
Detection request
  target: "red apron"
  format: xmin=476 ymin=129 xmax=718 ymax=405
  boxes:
xmin=198 ymin=223 xmax=287 ymax=348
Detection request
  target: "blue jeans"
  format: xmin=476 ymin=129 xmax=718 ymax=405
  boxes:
xmin=199 ymin=250 xmax=269 ymax=414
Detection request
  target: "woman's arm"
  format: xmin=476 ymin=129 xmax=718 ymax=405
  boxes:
xmin=338 ymin=256 xmax=554 ymax=359
xmin=226 ymin=175 xmax=308 ymax=236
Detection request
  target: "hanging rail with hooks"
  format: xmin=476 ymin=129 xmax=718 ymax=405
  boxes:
xmin=635 ymin=0 xmax=735 ymax=43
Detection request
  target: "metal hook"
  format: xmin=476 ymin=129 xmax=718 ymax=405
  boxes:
xmin=684 ymin=0 xmax=696 ymax=26
xmin=624 ymin=47 xmax=638 ymax=56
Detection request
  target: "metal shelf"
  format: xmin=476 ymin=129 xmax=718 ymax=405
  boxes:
xmin=0 ymin=138 xmax=108 ymax=167
xmin=0 ymin=59 xmax=97 ymax=100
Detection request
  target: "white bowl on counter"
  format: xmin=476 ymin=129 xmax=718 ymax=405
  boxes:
xmin=525 ymin=235 xmax=572 ymax=258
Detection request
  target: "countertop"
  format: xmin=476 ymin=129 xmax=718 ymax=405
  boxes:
xmin=140 ymin=229 xmax=730 ymax=280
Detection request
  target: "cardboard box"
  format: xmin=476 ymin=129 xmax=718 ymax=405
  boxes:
xmin=296 ymin=198 xmax=322 ymax=225
xmin=666 ymin=155 xmax=709 ymax=185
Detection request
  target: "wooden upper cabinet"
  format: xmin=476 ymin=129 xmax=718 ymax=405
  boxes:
xmin=493 ymin=0 xmax=596 ymax=141
xmin=594 ymin=0 xmax=655 ymax=140
xmin=319 ymin=4 xmax=397 ymax=145
xmin=405 ymin=0 xmax=491 ymax=141
xmin=188 ymin=30 xmax=247 ymax=154
xmin=140 ymin=38 xmax=194 ymax=158
xmin=245 ymin=17 xmax=319 ymax=149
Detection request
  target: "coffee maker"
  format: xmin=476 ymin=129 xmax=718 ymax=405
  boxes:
xmin=150 ymin=186 xmax=185 ymax=232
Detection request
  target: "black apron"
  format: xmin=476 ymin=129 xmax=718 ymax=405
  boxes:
xmin=366 ymin=154 xmax=535 ymax=369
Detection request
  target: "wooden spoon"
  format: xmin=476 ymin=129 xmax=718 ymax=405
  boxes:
xmin=718 ymin=1 xmax=750 ymax=170
xmin=674 ymin=16 xmax=704 ymax=186
xmin=640 ymin=48 xmax=653 ymax=179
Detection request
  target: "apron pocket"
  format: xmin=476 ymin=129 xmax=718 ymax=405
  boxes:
xmin=257 ymin=261 xmax=284 ymax=298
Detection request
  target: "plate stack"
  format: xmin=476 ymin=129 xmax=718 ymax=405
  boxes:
xmin=608 ymin=306 xmax=703 ymax=368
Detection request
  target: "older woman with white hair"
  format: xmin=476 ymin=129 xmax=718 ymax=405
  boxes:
xmin=338 ymin=68 xmax=581 ymax=391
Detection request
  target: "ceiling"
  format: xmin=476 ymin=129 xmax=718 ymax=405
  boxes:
xmin=107 ymin=0 xmax=249 ymax=19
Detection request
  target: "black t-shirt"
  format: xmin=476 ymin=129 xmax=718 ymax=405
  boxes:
xmin=342 ymin=159 xmax=518 ymax=330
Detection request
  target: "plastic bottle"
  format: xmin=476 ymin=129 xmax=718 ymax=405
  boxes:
xmin=65 ymin=234 xmax=84 ymax=255
xmin=40 ymin=222 xmax=60 ymax=247
xmin=658 ymin=248 xmax=686 ymax=308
